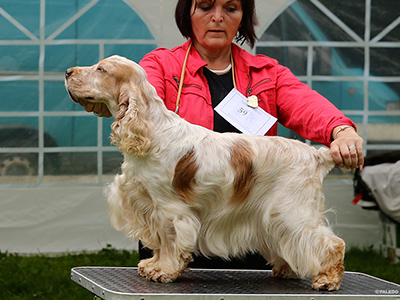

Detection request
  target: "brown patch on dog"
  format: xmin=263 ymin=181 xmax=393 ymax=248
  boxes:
xmin=229 ymin=140 xmax=256 ymax=205
xmin=172 ymin=149 xmax=198 ymax=204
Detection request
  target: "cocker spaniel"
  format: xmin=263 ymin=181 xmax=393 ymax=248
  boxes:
xmin=65 ymin=55 xmax=345 ymax=290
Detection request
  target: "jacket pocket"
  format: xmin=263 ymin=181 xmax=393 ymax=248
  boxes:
xmin=173 ymin=76 xmax=203 ymax=91
xmin=247 ymin=78 xmax=274 ymax=96
xmin=164 ymin=76 xmax=207 ymax=112
xmin=248 ymin=79 xmax=277 ymax=118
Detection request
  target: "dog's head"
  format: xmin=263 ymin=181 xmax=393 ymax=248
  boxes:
xmin=65 ymin=55 xmax=146 ymax=117
xmin=65 ymin=55 xmax=154 ymax=156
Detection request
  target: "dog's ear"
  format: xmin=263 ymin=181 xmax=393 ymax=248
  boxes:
xmin=113 ymin=91 xmax=130 ymax=126
xmin=110 ymin=87 xmax=153 ymax=156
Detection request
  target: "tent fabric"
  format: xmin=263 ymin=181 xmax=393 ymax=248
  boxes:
xmin=0 ymin=181 xmax=380 ymax=254
xmin=0 ymin=186 xmax=135 ymax=254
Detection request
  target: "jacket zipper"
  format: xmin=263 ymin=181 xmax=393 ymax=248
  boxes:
xmin=174 ymin=77 xmax=202 ymax=90
xmin=247 ymin=77 xmax=272 ymax=96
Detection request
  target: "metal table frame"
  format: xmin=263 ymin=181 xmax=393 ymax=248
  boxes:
xmin=71 ymin=267 xmax=400 ymax=300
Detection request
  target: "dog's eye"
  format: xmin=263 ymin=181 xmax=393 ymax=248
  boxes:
xmin=97 ymin=66 xmax=106 ymax=73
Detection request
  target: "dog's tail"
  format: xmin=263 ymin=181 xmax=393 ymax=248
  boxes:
xmin=316 ymin=147 xmax=352 ymax=176
xmin=316 ymin=147 xmax=336 ymax=177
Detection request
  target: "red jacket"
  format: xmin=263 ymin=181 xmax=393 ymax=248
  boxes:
xmin=139 ymin=39 xmax=355 ymax=146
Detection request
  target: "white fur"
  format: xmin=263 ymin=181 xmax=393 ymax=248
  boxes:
xmin=65 ymin=55 xmax=345 ymax=290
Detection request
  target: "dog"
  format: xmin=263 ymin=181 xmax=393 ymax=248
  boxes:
xmin=65 ymin=55 xmax=345 ymax=290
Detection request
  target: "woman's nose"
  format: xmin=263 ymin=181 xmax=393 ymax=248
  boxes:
xmin=212 ymin=7 xmax=224 ymax=22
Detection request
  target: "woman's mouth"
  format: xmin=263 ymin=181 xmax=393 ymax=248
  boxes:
xmin=209 ymin=29 xmax=224 ymax=33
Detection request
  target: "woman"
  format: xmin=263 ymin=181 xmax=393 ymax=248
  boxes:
xmin=82 ymin=0 xmax=364 ymax=268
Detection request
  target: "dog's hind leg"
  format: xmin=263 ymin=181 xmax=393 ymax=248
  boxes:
xmin=272 ymin=222 xmax=345 ymax=290
xmin=259 ymin=248 xmax=299 ymax=279
xmin=265 ymin=192 xmax=345 ymax=289
xmin=312 ymin=236 xmax=345 ymax=291
xmin=271 ymin=257 xmax=300 ymax=279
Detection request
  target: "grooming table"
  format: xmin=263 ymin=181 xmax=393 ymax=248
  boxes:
xmin=71 ymin=267 xmax=400 ymax=300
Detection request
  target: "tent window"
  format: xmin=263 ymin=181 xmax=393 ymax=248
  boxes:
xmin=0 ymin=0 xmax=157 ymax=185
xmin=256 ymin=0 xmax=400 ymax=153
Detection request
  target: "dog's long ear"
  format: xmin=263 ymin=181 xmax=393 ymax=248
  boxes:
xmin=110 ymin=86 xmax=153 ymax=156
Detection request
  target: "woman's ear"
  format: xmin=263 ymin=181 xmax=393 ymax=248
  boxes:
xmin=110 ymin=88 xmax=153 ymax=156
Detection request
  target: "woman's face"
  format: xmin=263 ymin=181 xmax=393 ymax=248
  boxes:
xmin=190 ymin=0 xmax=243 ymax=51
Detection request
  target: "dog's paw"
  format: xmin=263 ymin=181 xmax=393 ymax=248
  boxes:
xmin=139 ymin=267 xmax=181 ymax=283
xmin=272 ymin=264 xmax=299 ymax=279
xmin=151 ymin=269 xmax=181 ymax=283
xmin=312 ymin=274 xmax=342 ymax=291
xmin=137 ymin=258 xmax=184 ymax=283
xmin=137 ymin=258 xmax=155 ymax=278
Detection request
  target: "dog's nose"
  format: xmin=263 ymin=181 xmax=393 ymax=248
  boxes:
xmin=65 ymin=68 xmax=73 ymax=77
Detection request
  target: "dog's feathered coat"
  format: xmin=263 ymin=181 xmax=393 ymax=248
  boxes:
xmin=65 ymin=55 xmax=345 ymax=290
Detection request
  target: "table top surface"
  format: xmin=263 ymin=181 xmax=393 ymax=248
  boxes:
xmin=71 ymin=267 xmax=400 ymax=299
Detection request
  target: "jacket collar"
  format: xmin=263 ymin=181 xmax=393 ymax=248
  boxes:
xmin=231 ymin=43 xmax=275 ymax=73
xmin=182 ymin=39 xmax=208 ymax=75
xmin=182 ymin=39 xmax=274 ymax=75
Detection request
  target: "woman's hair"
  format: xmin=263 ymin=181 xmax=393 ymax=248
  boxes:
xmin=175 ymin=0 xmax=258 ymax=48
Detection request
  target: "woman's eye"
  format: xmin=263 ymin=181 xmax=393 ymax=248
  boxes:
xmin=199 ymin=5 xmax=212 ymax=11
xmin=225 ymin=4 xmax=239 ymax=13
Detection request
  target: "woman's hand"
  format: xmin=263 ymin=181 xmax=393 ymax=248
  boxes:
xmin=330 ymin=126 xmax=364 ymax=171
xmin=78 ymin=98 xmax=112 ymax=118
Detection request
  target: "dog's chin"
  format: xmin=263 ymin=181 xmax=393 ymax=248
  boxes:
xmin=67 ymin=89 xmax=96 ymax=104
xmin=67 ymin=90 xmax=80 ymax=103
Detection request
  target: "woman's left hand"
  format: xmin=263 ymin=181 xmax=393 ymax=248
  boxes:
xmin=330 ymin=126 xmax=364 ymax=171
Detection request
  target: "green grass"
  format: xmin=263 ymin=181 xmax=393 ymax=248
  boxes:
xmin=0 ymin=246 xmax=398 ymax=300
xmin=0 ymin=245 xmax=139 ymax=300
xmin=345 ymin=247 xmax=400 ymax=284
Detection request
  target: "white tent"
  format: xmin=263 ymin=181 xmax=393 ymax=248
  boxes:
xmin=0 ymin=0 xmax=387 ymax=254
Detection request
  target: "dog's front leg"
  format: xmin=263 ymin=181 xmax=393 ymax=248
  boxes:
xmin=138 ymin=245 xmax=193 ymax=283
xmin=138 ymin=215 xmax=198 ymax=283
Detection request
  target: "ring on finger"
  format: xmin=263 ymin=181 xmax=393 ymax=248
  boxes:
xmin=348 ymin=145 xmax=356 ymax=150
